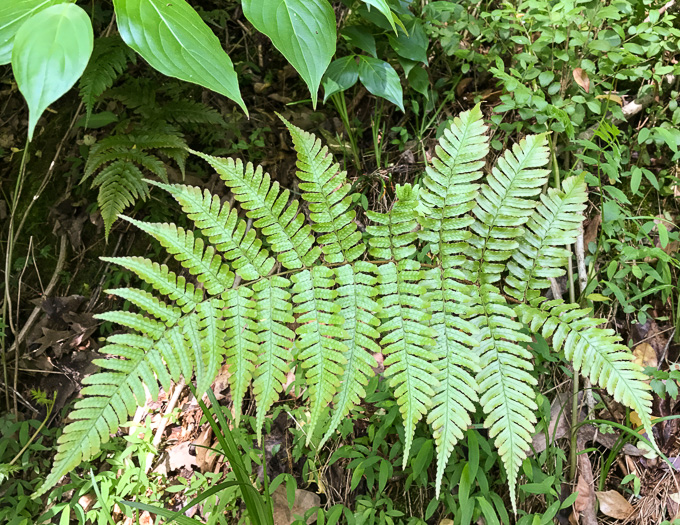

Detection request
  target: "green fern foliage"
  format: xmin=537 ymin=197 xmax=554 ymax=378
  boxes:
xmin=39 ymin=110 xmax=655 ymax=509
xmin=79 ymin=36 xmax=135 ymax=120
xmin=84 ymin=130 xmax=187 ymax=238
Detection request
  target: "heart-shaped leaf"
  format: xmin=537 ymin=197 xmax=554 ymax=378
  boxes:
xmin=113 ymin=0 xmax=246 ymax=114
xmin=12 ymin=3 xmax=93 ymax=140
xmin=242 ymin=0 xmax=335 ymax=108
xmin=0 ymin=0 xmax=71 ymax=65
xmin=358 ymin=56 xmax=404 ymax=111
xmin=322 ymin=56 xmax=359 ymax=102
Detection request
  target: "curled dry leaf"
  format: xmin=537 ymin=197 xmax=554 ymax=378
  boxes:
xmin=596 ymin=490 xmax=634 ymax=520
xmin=573 ymin=68 xmax=590 ymax=93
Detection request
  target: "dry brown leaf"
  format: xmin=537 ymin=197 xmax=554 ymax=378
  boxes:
xmin=574 ymin=454 xmax=597 ymax=525
xmin=633 ymin=342 xmax=658 ymax=369
xmin=596 ymin=490 xmax=633 ymax=520
xmin=573 ymin=68 xmax=590 ymax=93
xmin=583 ymin=214 xmax=601 ymax=251
xmin=596 ymin=94 xmax=623 ymax=106
xmin=439 ymin=521 xmax=454 ymax=525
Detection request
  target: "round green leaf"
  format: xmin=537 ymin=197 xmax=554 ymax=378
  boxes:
xmin=0 ymin=0 xmax=72 ymax=65
xmin=358 ymin=56 xmax=404 ymax=111
xmin=322 ymin=56 xmax=359 ymax=102
xmin=242 ymin=0 xmax=335 ymax=108
xmin=12 ymin=3 xmax=93 ymax=141
xmin=113 ymin=0 xmax=246 ymax=114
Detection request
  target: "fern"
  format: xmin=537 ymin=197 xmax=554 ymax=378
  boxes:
xmin=79 ymin=36 xmax=135 ymax=120
xmin=39 ymin=109 xmax=655 ymax=510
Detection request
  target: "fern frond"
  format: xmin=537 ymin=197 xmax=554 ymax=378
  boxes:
xmin=418 ymin=104 xmax=488 ymax=274
xmin=193 ymin=152 xmax=321 ymax=269
xmin=149 ymin=182 xmax=275 ymax=280
xmin=292 ymin=267 xmax=348 ymax=443
xmin=121 ymin=216 xmax=235 ymax=296
xmin=422 ymin=266 xmax=479 ymax=497
xmin=469 ymin=134 xmax=550 ymax=283
xmin=222 ymin=288 xmax=259 ymax=426
xmin=104 ymin=288 xmax=182 ymax=325
xmin=158 ymin=100 xmax=227 ymax=126
xmin=79 ymin=36 xmax=135 ymax=119
xmin=93 ymin=160 xmax=149 ymax=238
xmin=85 ymin=149 xmax=167 ymax=182
xmin=253 ymin=276 xmax=295 ymax=444
xmin=376 ymin=260 xmax=438 ymax=466
xmin=95 ymin=311 xmax=165 ymax=340
xmin=475 ymin=287 xmax=537 ymax=511
xmin=366 ymin=184 xmax=420 ymax=261
xmin=320 ymin=262 xmax=380 ymax=448
xmin=37 ymin=334 xmax=173 ymax=496
xmin=195 ymin=300 xmax=227 ymax=399
xmin=506 ymin=176 xmax=588 ymax=302
xmin=101 ymin=256 xmax=203 ymax=311
xmin=517 ymin=299 xmax=654 ymax=436
xmin=283 ymin=118 xmax=365 ymax=263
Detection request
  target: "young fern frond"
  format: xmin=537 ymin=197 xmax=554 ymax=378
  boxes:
xmin=39 ymin=110 xmax=655 ymax=512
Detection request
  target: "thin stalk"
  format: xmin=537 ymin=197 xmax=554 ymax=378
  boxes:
xmin=330 ymin=92 xmax=361 ymax=170
xmin=2 ymin=140 xmax=30 ymax=414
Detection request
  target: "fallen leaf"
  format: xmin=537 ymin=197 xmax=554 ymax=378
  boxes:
xmin=670 ymin=492 xmax=680 ymax=505
xmin=272 ymin=486 xmax=320 ymax=525
xmin=596 ymin=94 xmax=623 ymax=106
xmin=439 ymin=521 xmax=454 ymax=525
xmin=573 ymin=68 xmax=590 ymax=93
xmin=633 ymin=342 xmax=658 ymax=369
xmin=596 ymin=490 xmax=633 ymax=520
xmin=583 ymin=214 xmax=601 ymax=251
xmin=574 ymin=454 xmax=597 ymax=525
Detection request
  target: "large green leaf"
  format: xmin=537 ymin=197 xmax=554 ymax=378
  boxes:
xmin=322 ymin=56 xmax=359 ymax=102
xmin=113 ymin=0 xmax=246 ymax=114
xmin=358 ymin=56 xmax=404 ymax=111
xmin=12 ymin=3 xmax=93 ymax=141
xmin=0 ymin=0 xmax=72 ymax=65
xmin=242 ymin=0 xmax=335 ymax=108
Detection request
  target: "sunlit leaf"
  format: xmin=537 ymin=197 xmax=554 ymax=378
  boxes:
xmin=12 ymin=3 xmax=93 ymax=140
xmin=0 ymin=0 xmax=71 ymax=64
xmin=113 ymin=0 xmax=246 ymax=114
xmin=243 ymin=0 xmax=335 ymax=108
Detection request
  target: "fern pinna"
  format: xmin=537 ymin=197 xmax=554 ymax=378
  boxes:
xmin=37 ymin=107 xmax=654 ymax=507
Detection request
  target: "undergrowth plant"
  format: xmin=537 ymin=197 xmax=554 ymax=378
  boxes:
xmin=36 ymin=106 xmax=654 ymax=510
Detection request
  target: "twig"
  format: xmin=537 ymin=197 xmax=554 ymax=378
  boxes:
xmin=644 ymin=0 xmax=677 ymax=22
xmin=7 ymin=235 xmax=68 ymax=359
